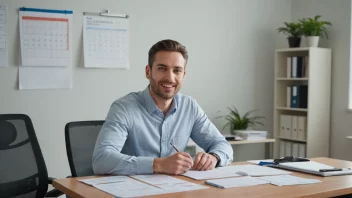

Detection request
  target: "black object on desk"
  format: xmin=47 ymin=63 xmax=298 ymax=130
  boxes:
xmin=273 ymin=156 xmax=310 ymax=165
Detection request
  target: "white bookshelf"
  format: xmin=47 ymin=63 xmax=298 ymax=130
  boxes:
xmin=273 ymin=47 xmax=331 ymax=158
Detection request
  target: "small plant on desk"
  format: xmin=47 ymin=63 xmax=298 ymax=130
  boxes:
xmin=219 ymin=106 xmax=265 ymax=136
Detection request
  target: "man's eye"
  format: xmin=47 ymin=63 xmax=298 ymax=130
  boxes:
xmin=158 ymin=67 xmax=165 ymax=71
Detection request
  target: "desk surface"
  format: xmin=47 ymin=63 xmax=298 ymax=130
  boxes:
xmin=53 ymin=157 xmax=352 ymax=198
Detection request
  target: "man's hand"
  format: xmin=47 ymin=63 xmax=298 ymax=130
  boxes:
xmin=153 ymin=152 xmax=193 ymax=175
xmin=192 ymin=152 xmax=218 ymax=171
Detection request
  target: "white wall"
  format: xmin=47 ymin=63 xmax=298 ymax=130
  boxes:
xmin=291 ymin=0 xmax=352 ymax=161
xmin=0 ymin=0 xmax=291 ymax=179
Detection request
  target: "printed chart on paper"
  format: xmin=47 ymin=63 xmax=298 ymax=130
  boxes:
xmin=0 ymin=5 xmax=7 ymax=67
xmin=19 ymin=9 xmax=72 ymax=66
xmin=83 ymin=15 xmax=129 ymax=68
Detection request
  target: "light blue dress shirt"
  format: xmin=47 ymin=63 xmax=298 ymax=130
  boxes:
xmin=92 ymin=86 xmax=233 ymax=175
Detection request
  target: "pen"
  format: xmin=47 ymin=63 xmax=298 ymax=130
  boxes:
xmin=170 ymin=143 xmax=180 ymax=152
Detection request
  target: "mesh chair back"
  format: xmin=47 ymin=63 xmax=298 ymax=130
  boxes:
xmin=0 ymin=114 xmax=48 ymax=198
xmin=65 ymin=121 xmax=104 ymax=177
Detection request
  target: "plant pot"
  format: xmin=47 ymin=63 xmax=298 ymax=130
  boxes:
xmin=306 ymin=36 xmax=320 ymax=47
xmin=287 ymin=37 xmax=301 ymax=48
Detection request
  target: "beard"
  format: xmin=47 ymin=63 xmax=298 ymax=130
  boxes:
xmin=149 ymin=75 xmax=180 ymax=100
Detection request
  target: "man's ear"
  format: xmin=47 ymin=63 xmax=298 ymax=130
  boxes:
xmin=145 ymin=65 xmax=151 ymax=79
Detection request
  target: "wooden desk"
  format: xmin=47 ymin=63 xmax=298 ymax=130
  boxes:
xmin=53 ymin=157 xmax=352 ymax=198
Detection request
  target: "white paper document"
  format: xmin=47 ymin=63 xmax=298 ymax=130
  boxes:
xmin=131 ymin=174 xmax=187 ymax=185
xmin=80 ymin=175 xmax=207 ymax=197
xmin=258 ymin=175 xmax=321 ymax=186
xmin=182 ymin=169 xmax=240 ymax=180
xmin=83 ymin=15 xmax=129 ymax=68
xmin=78 ymin=176 xmax=130 ymax=186
xmin=131 ymin=174 xmax=208 ymax=193
xmin=93 ymin=177 xmax=167 ymax=198
xmin=219 ymin=164 xmax=291 ymax=176
xmin=205 ymin=176 xmax=270 ymax=189
xmin=0 ymin=5 xmax=7 ymax=67
xmin=19 ymin=8 xmax=73 ymax=67
xmin=19 ymin=66 xmax=72 ymax=89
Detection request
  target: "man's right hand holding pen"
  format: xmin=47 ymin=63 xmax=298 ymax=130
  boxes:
xmin=152 ymin=143 xmax=219 ymax=175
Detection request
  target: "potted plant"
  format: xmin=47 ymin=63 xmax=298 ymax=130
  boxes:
xmin=277 ymin=22 xmax=302 ymax=48
xmin=220 ymin=106 xmax=265 ymax=136
xmin=299 ymin=15 xmax=332 ymax=47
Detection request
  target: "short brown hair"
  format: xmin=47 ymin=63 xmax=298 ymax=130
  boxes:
xmin=148 ymin=39 xmax=188 ymax=67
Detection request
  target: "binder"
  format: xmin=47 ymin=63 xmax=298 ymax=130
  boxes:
xmin=299 ymin=85 xmax=308 ymax=108
xmin=304 ymin=56 xmax=309 ymax=77
xmin=283 ymin=115 xmax=292 ymax=138
xmin=291 ymin=57 xmax=297 ymax=78
xmin=287 ymin=57 xmax=291 ymax=78
xmin=291 ymin=85 xmax=299 ymax=108
xmin=280 ymin=115 xmax=285 ymax=137
xmin=292 ymin=143 xmax=299 ymax=157
xmin=280 ymin=140 xmax=285 ymax=157
xmin=299 ymin=143 xmax=306 ymax=158
xmin=298 ymin=116 xmax=307 ymax=141
xmin=291 ymin=116 xmax=298 ymax=139
xmin=296 ymin=56 xmax=303 ymax=77
xmin=286 ymin=86 xmax=291 ymax=107
xmin=285 ymin=141 xmax=292 ymax=156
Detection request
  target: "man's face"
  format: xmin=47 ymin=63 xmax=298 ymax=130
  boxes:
xmin=146 ymin=51 xmax=186 ymax=100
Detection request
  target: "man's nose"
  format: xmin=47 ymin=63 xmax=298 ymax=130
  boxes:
xmin=164 ymin=70 xmax=175 ymax=82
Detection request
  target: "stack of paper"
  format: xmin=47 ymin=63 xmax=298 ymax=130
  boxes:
xmin=219 ymin=164 xmax=291 ymax=176
xmin=258 ymin=175 xmax=321 ymax=186
xmin=205 ymin=176 xmax=270 ymax=188
xmin=182 ymin=169 xmax=240 ymax=180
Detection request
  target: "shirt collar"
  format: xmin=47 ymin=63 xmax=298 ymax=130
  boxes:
xmin=143 ymin=85 xmax=178 ymax=115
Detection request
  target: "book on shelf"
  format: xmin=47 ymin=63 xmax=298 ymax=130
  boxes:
xmin=286 ymin=56 xmax=309 ymax=78
xmin=286 ymin=85 xmax=308 ymax=108
xmin=279 ymin=140 xmax=306 ymax=158
xmin=280 ymin=115 xmax=307 ymax=141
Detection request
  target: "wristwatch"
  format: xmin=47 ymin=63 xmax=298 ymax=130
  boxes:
xmin=209 ymin=152 xmax=221 ymax=167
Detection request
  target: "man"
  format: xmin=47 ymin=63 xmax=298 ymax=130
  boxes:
xmin=93 ymin=39 xmax=233 ymax=175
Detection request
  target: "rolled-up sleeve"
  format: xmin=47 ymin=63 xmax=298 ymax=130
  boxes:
xmin=190 ymin=99 xmax=233 ymax=166
xmin=92 ymin=101 xmax=154 ymax=175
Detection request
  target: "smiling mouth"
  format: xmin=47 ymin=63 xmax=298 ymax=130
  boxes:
xmin=161 ymin=84 xmax=175 ymax=88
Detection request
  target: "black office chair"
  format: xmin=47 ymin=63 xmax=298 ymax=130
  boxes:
xmin=65 ymin=121 xmax=104 ymax=177
xmin=0 ymin=114 xmax=63 ymax=198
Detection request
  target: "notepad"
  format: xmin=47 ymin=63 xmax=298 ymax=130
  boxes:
xmin=218 ymin=164 xmax=291 ymax=176
xmin=205 ymin=176 xmax=270 ymax=188
xmin=182 ymin=169 xmax=240 ymax=180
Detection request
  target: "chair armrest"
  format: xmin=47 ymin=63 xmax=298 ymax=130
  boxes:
xmin=45 ymin=189 xmax=64 ymax=197
xmin=48 ymin=177 xmax=55 ymax=185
